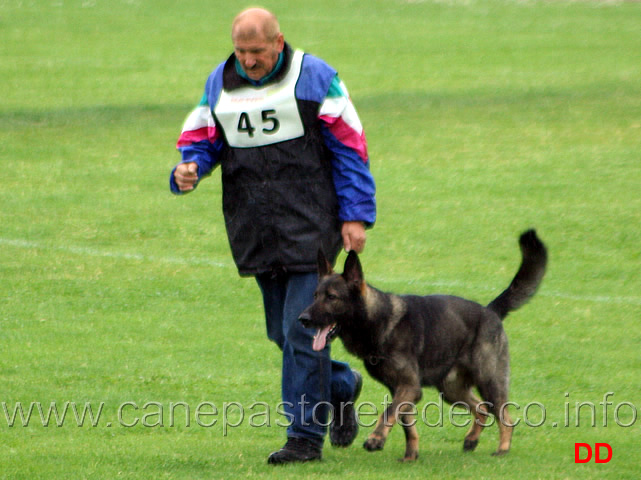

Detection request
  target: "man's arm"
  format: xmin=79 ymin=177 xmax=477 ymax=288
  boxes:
xmin=318 ymin=75 xmax=376 ymax=252
xmin=170 ymin=94 xmax=225 ymax=194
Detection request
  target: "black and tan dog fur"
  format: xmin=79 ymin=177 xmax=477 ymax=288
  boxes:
xmin=299 ymin=230 xmax=547 ymax=461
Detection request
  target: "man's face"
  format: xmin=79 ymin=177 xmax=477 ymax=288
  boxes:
xmin=233 ymin=33 xmax=284 ymax=81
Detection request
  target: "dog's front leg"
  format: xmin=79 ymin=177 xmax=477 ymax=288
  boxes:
xmin=399 ymin=412 xmax=419 ymax=462
xmin=363 ymin=385 xmax=422 ymax=461
xmin=363 ymin=403 xmax=394 ymax=452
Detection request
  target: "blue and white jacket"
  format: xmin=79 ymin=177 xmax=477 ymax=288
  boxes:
xmin=172 ymin=44 xmax=376 ymax=275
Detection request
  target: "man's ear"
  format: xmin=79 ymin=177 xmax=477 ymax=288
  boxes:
xmin=317 ymin=249 xmax=334 ymax=277
xmin=342 ymin=250 xmax=364 ymax=288
xmin=276 ymin=32 xmax=285 ymax=52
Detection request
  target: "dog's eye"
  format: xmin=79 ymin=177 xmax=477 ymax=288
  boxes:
xmin=326 ymin=293 xmax=338 ymax=301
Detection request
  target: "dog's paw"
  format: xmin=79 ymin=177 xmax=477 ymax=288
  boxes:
xmin=399 ymin=451 xmax=419 ymax=462
xmin=491 ymin=449 xmax=509 ymax=457
xmin=363 ymin=435 xmax=386 ymax=452
xmin=463 ymin=438 xmax=479 ymax=452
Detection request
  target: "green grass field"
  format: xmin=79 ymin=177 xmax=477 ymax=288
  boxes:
xmin=1 ymin=0 xmax=640 ymax=478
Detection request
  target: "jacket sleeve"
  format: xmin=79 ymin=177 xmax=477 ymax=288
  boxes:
xmin=170 ymin=93 xmax=225 ymax=194
xmin=318 ymin=75 xmax=376 ymax=226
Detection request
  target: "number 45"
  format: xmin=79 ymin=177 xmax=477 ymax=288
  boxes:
xmin=237 ymin=109 xmax=280 ymax=137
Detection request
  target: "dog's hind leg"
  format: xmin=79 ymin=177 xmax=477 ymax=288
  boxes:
xmin=494 ymin=411 xmax=513 ymax=456
xmin=477 ymin=380 xmax=513 ymax=456
xmin=440 ymin=369 xmax=490 ymax=453
xmin=491 ymin=398 xmax=513 ymax=456
xmin=462 ymin=393 xmax=491 ymax=452
xmin=472 ymin=326 xmax=513 ymax=455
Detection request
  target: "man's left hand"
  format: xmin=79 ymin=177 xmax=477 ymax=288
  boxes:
xmin=341 ymin=221 xmax=367 ymax=253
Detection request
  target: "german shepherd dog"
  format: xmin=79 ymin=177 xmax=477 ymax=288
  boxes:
xmin=299 ymin=230 xmax=547 ymax=461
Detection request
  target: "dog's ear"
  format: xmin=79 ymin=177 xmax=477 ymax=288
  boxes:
xmin=343 ymin=250 xmax=364 ymax=288
xmin=316 ymin=249 xmax=334 ymax=277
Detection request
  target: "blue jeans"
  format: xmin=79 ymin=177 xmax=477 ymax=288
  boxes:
xmin=256 ymin=271 xmax=357 ymax=443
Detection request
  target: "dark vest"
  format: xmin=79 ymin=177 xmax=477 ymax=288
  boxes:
xmin=213 ymin=45 xmax=342 ymax=276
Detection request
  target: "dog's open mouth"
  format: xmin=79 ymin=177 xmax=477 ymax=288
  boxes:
xmin=312 ymin=323 xmax=338 ymax=352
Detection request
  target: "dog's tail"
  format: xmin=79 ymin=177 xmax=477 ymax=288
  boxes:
xmin=486 ymin=229 xmax=548 ymax=321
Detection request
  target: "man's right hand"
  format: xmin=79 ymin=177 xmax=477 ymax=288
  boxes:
xmin=174 ymin=162 xmax=199 ymax=192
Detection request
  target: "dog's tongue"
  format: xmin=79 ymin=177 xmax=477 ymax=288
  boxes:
xmin=312 ymin=325 xmax=333 ymax=352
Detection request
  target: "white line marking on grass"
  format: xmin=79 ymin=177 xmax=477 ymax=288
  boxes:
xmin=367 ymin=276 xmax=641 ymax=307
xmin=3 ymin=237 xmax=640 ymax=306
xmin=539 ymin=291 xmax=641 ymax=307
xmin=0 ymin=237 xmax=229 ymax=268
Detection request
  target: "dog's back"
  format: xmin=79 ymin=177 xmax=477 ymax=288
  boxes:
xmin=372 ymin=293 xmax=501 ymax=387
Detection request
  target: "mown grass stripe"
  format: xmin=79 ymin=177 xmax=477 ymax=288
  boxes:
xmin=3 ymin=237 xmax=639 ymax=306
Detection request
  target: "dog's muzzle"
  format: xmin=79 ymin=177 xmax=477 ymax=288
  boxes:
xmin=298 ymin=310 xmax=312 ymax=329
xmin=298 ymin=310 xmax=337 ymax=352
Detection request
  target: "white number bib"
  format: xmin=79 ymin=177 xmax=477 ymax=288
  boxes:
xmin=214 ymin=50 xmax=305 ymax=148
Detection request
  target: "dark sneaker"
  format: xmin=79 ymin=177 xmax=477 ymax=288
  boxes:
xmin=330 ymin=369 xmax=363 ymax=447
xmin=267 ymin=437 xmax=322 ymax=465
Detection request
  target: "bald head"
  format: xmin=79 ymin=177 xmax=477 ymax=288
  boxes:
xmin=232 ymin=7 xmax=281 ymax=42
xmin=231 ymin=8 xmax=285 ymax=81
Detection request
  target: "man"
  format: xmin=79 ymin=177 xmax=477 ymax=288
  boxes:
xmin=170 ymin=8 xmax=376 ymax=464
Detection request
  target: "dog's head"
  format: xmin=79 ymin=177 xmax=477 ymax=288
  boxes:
xmin=299 ymin=249 xmax=366 ymax=351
